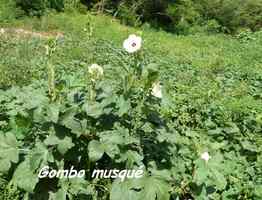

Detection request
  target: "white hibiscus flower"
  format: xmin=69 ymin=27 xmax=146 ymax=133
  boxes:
xmin=151 ymin=81 xmax=162 ymax=98
xmin=88 ymin=64 xmax=104 ymax=81
xmin=123 ymin=34 xmax=142 ymax=53
xmin=201 ymin=152 xmax=211 ymax=162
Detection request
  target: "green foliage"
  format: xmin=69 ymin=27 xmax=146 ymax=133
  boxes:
xmin=15 ymin=0 xmax=65 ymax=16
xmin=2 ymin=0 xmax=262 ymax=32
xmin=116 ymin=1 xmax=142 ymax=27
xmin=83 ymin=0 xmax=262 ymax=33
xmin=0 ymin=13 xmax=262 ymax=199
xmin=0 ymin=36 xmax=46 ymax=88
xmin=200 ymin=0 xmax=262 ymax=32
xmin=0 ymin=180 xmax=22 ymax=200
xmin=0 ymin=0 xmax=22 ymax=23
xmin=0 ymin=132 xmax=19 ymax=172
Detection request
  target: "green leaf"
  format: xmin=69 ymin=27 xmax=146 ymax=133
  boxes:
xmin=9 ymin=116 xmax=31 ymax=139
xmin=44 ymin=134 xmax=60 ymax=146
xmin=49 ymin=188 xmax=67 ymax=200
xmin=44 ymin=134 xmax=74 ymax=155
xmin=57 ymin=136 xmax=75 ymax=155
xmin=12 ymin=160 xmax=39 ymax=193
xmin=137 ymin=176 xmax=171 ymax=200
xmin=254 ymin=185 xmax=262 ymax=197
xmin=142 ymin=63 xmax=159 ymax=88
xmin=0 ymin=158 xmax=11 ymax=172
xmin=210 ymin=168 xmax=227 ymax=190
xmin=118 ymin=150 xmax=144 ymax=167
xmin=224 ymin=123 xmax=240 ymax=134
xmin=88 ymin=140 xmax=105 ymax=162
xmin=193 ymin=160 xmax=208 ymax=186
xmin=60 ymin=108 xmax=86 ymax=137
xmin=29 ymin=142 xmax=54 ymax=170
xmin=46 ymin=103 xmax=60 ymax=123
xmin=103 ymin=142 xmax=120 ymax=159
xmin=68 ymin=178 xmax=94 ymax=195
xmin=193 ymin=185 xmax=208 ymax=200
xmin=0 ymin=132 xmax=19 ymax=172
xmin=241 ymin=140 xmax=258 ymax=152
xmin=111 ymin=173 xmax=171 ymax=200
xmin=110 ymin=179 xmax=139 ymax=200
xmin=84 ymin=102 xmax=104 ymax=118
xmin=117 ymin=95 xmax=131 ymax=116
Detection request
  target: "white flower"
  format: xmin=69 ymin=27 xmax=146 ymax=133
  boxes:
xmin=151 ymin=81 xmax=162 ymax=98
xmin=88 ymin=64 xmax=104 ymax=81
xmin=201 ymin=152 xmax=211 ymax=162
xmin=0 ymin=28 xmax=5 ymax=34
xmin=123 ymin=34 xmax=142 ymax=53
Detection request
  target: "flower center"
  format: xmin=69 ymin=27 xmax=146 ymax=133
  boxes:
xmin=131 ymin=42 xmax=137 ymax=47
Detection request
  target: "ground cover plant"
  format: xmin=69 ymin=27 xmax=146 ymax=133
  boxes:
xmin=0 ymin=9 xmax=262 ymax=200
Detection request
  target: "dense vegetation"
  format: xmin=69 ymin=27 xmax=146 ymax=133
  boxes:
xmin=0 ymin=1 xmax=262 ymax=200
xmin=84 ymin=0 xmax=262 ymax=33
xmin=1 ymin=0 xmax=262 ymax=33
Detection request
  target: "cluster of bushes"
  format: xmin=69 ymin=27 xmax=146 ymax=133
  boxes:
xmin=83 ymin=0 xmax=262 ymax=34
xmin=2 ymin=0 xmax=261 ymax=34
xmin=14 ymin=0 xmax=65 ymax=16
xmin=0 ymin=0 xmax=81 ymax=19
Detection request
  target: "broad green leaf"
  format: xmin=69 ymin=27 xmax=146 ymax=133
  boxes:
xmin=0 ymin=158 xmax=11 ymax=172
xmin=193 ymin=185 xmax=208 ymax=200
xmin=57 ymin=136 xmax=75 ymax=155
xmin=44 ymin=134 xmax=60 ymax=146
xmin=110 ymin=179 xmax=139 ymax=200
xmin=88 ymin=140 xmax=105 ymax=162
xmin=44 ymin=134 xmax=74 ymax=155
xmin=137 ymin=176 xmax=171 ymax=200
xmin=100 ymin=128 xmax=138 ymax=146
xmin=60 ymin=112 xmax=86 ymax=137
xmin=103 ymin=142 xmax=120 ymax=159
xmin=68 ymin=178 xmax=94 ymax=195
xmin=117 ymin=95 xmax=131 ymax=116
xmin=84 ymin=102 xmax=104 ymax=118
xmin=49 ymin=188 xmax=67 ymax=200
xmin=254 ymin=185 xmax=262 ymax=197
xmin=9 ymin=116 xmax=31 ymax=139
xmin=241 ymin=140 xmax=258 ymax=152
xmin=60 ymin=107 xmax=86 ymax=137
xmin=29 ymin=142 xmax=54 ymax=170
xmin=142 ymin=63 xmax=159 ymax=88
xmin=150 ymin=169 xmax=172 ymax=182
xmin=193 ymin=160 xmax=208 ymax=186
xmin=12 ymin=160 xmax=39 ymax=193
xmin=46 ymin=103 xmax=60 ymax=123
xmin=210 ymin=168 xmax=227 ymax=190
xmin=0 ymin=132 xmax=19 ymax=172
xmin=118 ymin=150 xmax=144 ymax=167
xmin=224 ymin=123 xmax=240 ymax=134
xmin=100 ymin=131 xmax=125 ymax=145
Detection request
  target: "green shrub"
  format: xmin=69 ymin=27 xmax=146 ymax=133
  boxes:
xmin=15 ymin=0 xmax=65 ymax=16
xmin=238 ymin=0 xmax=262 ymax=31
xmin=0 ymin=0 xmax=22 ymax=23
xmin=0 ymin=180 xmax=22 ymax=200
xmin=82 ymin=0 xmax=262 ymax=34
xmin=116 ymin=1 xmax=142 ymax=26
xmin=198 ymin=0 xmax=262 ymax=33
xmin=204 ymin=19 xmax=222 ymax=33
